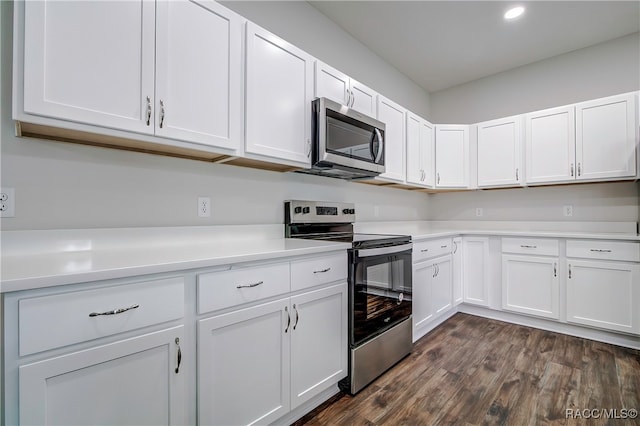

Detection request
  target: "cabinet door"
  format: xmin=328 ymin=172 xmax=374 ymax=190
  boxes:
xmin=198 ymin=298 xmax=290 ymax=425
xmin=435 ymin=125 xmax=469 ymax=188
xmin=462 ymin=237 xmax=489 ymax=306
xmin=19 ymin=326 xmax=185 ymax=425
xmin=502 ymin=255 xmax=559 ymax=319
xmin=155 ymin=0 xmax=242 ymax=150
xmin=315 ymin=61 xmax=349 ymax=106
xmin=349 ymin=78 xmax=377 ymax=117
xmin=377 ymin=96 xmax=406 ymax=182
xmin=22 ymin=0 xmax=155 ymax=133
xmin=477 ymin=116 xmax=523 ymax=187
xmin=245 ymin=22 xmax=313 ymax=166
xmin=566 ymin=260 xmax=639 ymax=335
xmin=432 ymin=257 xmax=452 ymax=315
xmin=452 ymin=238 xmax=463 ymax=305
xmin=290 ymin=283 xmax=347 ymax=409
xmin=576 ymin=93 xmax=638 ymax=180
xmin=525 ymin=106 xmax=576 ymax=184
xmin=412 ymin=261 xmax=434 ymax=335
xmin=406 ymin=113 xmax=434 ymax=187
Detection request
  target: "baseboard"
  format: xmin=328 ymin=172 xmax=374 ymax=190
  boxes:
xmin=272 ymin=384 xmax=341 ymax=426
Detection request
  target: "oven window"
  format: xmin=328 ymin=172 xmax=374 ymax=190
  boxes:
xmin=352 ymin=252 xmax=412 ymax=346
xmin=326 ymin=111 xmax=381 ymax=163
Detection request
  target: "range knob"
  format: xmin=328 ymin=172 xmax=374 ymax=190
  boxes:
xmin=342 ymin=208 xmax=350 ymax=214
xmin=302 ymin=206 xmax=310 ymax=214
xmin=294 ymin=206 xmax=302 ymax=214
xmin=349 ymin=209 xmax=355 ymax=214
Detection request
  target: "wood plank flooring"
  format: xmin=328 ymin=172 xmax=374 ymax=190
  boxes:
xmin=295 ymin=313 xmax=640 ymax=426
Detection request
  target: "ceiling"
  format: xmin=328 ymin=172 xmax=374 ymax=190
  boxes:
xmin=308 ymin=1 xmax=640 ymax=93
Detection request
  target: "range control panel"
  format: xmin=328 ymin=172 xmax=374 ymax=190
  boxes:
xmin=285 ymin=200 xmax=356 ymax=224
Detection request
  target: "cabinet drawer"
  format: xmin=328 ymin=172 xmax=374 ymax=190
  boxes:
xmin=566 ymin=240 xmax=640 ymax=262
xmin=19 ymin=277 xmax=184 ymax=356
xmin=502 ymin=238 xmax=559 ymax=256
xmin=413 ymin=238 xmax=452 ymax=262
xmin=291 ymin=252 xmax=347 ymax=292
xmin=198 ymin=263 xmax=290 ymax=314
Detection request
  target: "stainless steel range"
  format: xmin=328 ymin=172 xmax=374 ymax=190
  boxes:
xmin=285 ymin=200 xmax=413 ymax=394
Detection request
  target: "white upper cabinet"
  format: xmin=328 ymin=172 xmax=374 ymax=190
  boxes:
xmin=406 ymin=112 xmax=435 ymax=187
xmin=575 ymin=93 xmax=638 ymax=180
xmin=476 ymin=115 xmax=523 ymax=188
xmin=315 ymin=61 xmax=377 ymax=116
xmin=376 ymin=96 xmax=407 ymax=182
xmin=435 ymin=125 xmax=469 ymax=188
xmin=155 ymin=0 xmax=242 ymax=149
xmin=22 ymin=0 xmax=156 ymax=133
xmin=525 ymin=105 xmax=576 ymax=184
xmin=245 ymin=22 xmax=314 ymax=167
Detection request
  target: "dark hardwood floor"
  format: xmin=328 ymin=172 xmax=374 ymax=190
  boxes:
xmin=296 ymin=313 xmax=640 ymax=426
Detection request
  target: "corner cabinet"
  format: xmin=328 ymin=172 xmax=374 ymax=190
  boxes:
xmin=476 ymin=115 xmax=523 ymax=188
xmin=376 ymin=96 xmax=407 ymax=183
xmin=406 ymin=112 xmax=435 ymax=187
xmin=17 ymin=0 xmax=243 ymax=151
xmin=315 ymin=61 xmax=377 ymax=116
xmin=435 ymin=125 xmax=469 ymax=188
xmin=244 ymin=22 xmax=314 ymax=167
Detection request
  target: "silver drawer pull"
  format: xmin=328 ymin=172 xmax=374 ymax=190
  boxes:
xmin=421 ymin=249 xmax=429 ymax=252
xmin=89 ymin=304 xmax=139 ymax=317
xmin=440 ymin=245 xmax=447 ymax=249
xmin=236 ymin=280 xmax=264 ymax=289
xmin=313 ymin=268 xmax=331 ymax=274
xmin=520 ymin=245 xmax=537 ymax=249
xmin=175 ymin=337 xmax=182 ymax=374
xmin=590 ymin=249 xmax=612 ymax=253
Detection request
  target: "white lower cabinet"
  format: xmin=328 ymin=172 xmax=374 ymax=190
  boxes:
xmin=20 ymin=326 xmax=185 ymax=426
xmin=566 ymin=259 xmax=640 ymax=335
xmin=462 ymin=237 xmax=490 ymax=306
xmin=198 ymin=297 xmax=290 ymax=425
xmin=502 ymin=254 xmax=559 ymax=319
xmin=197 ymin=279 xmax=347 ymax=425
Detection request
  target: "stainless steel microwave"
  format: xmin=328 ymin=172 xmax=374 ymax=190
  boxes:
xmin=301 ymin=97 xmax=385 ymax=180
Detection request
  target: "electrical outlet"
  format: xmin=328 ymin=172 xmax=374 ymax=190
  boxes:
xmin=0 ymin=187 xmax=15 ymax=218
xmin=475 ymin=208 xmax=483 ymax=217
xmin=563 ymin=205 xmax=573 ymax=217
xmin=198 ymin=197 xmax=211 ymax=218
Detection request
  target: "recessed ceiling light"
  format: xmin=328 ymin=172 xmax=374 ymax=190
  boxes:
xmin=504 ymin=6 xmax=525 ymax=20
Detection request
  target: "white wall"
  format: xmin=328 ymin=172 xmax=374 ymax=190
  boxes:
xmin=0 ymin=0 xmax=429 ymax=231
xmin=427 ymin=182 xmax=639 ymax=223
xmin=429 ymin=33 xmax=640 ymax=124
xmin=220 ymin=1 xmax=431 ymax=118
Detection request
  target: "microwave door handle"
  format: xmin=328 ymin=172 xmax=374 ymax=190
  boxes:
xmin=373 ymin=128 xmax=384 ymax=163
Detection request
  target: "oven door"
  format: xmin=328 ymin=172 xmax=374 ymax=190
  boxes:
xmin=350 ymin=244 xmax=412 ymax=347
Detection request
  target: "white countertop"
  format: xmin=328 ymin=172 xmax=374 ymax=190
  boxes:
xmin=355 ymin=220 xmax=640 ymax=241
xmin=2 ymin=221 xmax=638 ymax=293
xmin=0 ymin=225 xmax=350 ymax=293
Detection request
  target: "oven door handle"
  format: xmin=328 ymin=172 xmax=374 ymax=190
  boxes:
xmin=355 ymin=243 xmax=413 ymax=258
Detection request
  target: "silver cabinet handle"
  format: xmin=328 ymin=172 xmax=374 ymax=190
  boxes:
xmin=436 ymin=264 xmax=439 ymax=277
xmin=306 ymin=138 xmax=311 ymax=158
xmin=433 ymin=264 xmax=437 ymax=278
xmin=350 ymin=90 xmax=355 ymax=107
xmin=421 ymin=248 xmax=429 ymax=252
xmin=293 ymin=304 xmax=299 ymax=330
xmin=590 ymin=249 xmax=612 ymax=253
xmin=568 ymin=264 xmax=572 ymax=279
xmin=313 ymin=267 xmax=331 ymax=274
xmin=89 ymin=303 xmax=139 ymax=317
xmin=553 ymin=263 xmax=557 ymax=277
xmin=437 ymin=173 xmax=441 ymax=184
xmin=345 ymin=89 xmax=351 ymax=107
xmin=516 ymin=168 xmax=519 ymax=181
xmin=453 ymin=241 xmax=458 ymax=254
xmin=570 ymin=163 xmax=574 ymax=177
xmin=520 ymin=245 xmax=537 ymax=249
xmin=236 ymin=280 xmax=263 ymax=289
xmin=159 ymin=100 xmax=165 ymax=128
xmin=577 ymin=163 xmax=581 ymax=177
xmin=145 ymin=96 xmax=152 ymax=126
xmin=174 ymin=337 xmax=182 ymax=374
xmin=284 ymin=306 xmax=290 ymax=333
xmin=441 ymin=245 xmax=448 ymax=249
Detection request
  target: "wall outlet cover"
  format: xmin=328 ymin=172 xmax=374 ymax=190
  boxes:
xmin=198 ymin=197 xmax=211 ymax=218
xmin=475 ymin=208 xmax=483 ymax=217
xmin=0 ymin=187 xmax=15 ymax=218
xmin=563 ymin=205 xmax=573 ymax=217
